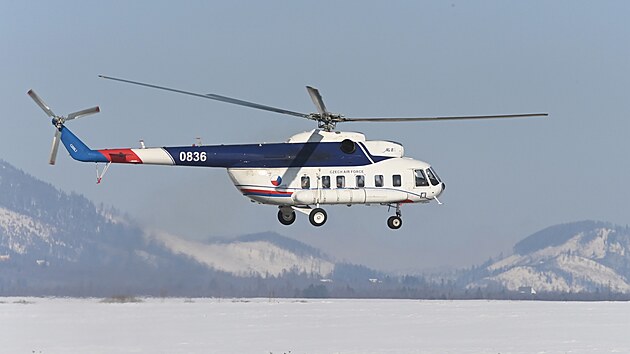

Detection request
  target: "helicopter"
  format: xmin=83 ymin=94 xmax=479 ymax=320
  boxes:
xmin=28 ymin=76 xmax=547 ymax=229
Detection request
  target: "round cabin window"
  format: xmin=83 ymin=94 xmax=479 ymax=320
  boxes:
xmin=340 ymin=139 xmax=356 ymax=154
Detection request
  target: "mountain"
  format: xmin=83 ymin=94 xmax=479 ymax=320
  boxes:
xmin=467 ymin=221 xmax=630 ymax=293
xmin=0 ymin=160 xmax=360 ymax=296
xmin=15 ymin=159 xmax=629 ymax=299
xmin=148 ymin=230 xmax=335 ymax=278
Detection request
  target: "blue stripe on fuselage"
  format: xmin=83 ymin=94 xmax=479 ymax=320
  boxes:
xmin=164 ymin=142 xmax=389 ymax=168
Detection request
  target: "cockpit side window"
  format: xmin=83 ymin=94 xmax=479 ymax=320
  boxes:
xmin=414 ymin=169 xmax=428 ymax=187
xmin=426 ymin=168 xmax=439 ymax=186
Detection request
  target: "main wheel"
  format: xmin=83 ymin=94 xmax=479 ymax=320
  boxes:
xmin=309 ymin=208 xmax=327 ymax=227
xmin=387 ymin=216 xmax=402 ymax=230
xmin=277 ymin=209 xmax=296 ymax=225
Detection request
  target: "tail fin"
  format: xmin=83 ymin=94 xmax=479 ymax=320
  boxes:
xmin=60 ymin=126 xmax=109 ymax=163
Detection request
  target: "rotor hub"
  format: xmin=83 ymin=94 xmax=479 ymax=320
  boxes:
xmin=309 ymin=113 xmax=344 ymax=132
xmin=52 ymin=116 xmax=64 ymax=127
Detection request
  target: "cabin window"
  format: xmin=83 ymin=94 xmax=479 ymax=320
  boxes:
xmin=414 ymin=169 xmax=428 ymax=187
xmin=356 ymin=175 xmax=365 ymax=188
xmin=375 ymin=175 xmax=384 ymax=187
xmin=393 ymin=174 xmax=402 ymax=187
xmin=336 ymin=176 xmax=345 ymax=188
xmin=301 ymin=176 xmax=310 ymax=189
xmin=322 ymin=176 xmax=330 ymax=189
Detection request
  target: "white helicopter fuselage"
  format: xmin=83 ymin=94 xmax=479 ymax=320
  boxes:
xmin=226 ymin=130 xmax=444 ymax=207
xmin=228 ymin=157 xmax=441 ymax=207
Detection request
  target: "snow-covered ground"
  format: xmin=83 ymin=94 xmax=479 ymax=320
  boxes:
xmin=2 ymin=298 xmax=629 ymax=354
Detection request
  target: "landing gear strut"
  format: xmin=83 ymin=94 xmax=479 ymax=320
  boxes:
xmin=387 ymin=204 xmax=403 ymax=230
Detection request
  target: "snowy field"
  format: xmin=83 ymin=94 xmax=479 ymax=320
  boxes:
xmin=2 ymin=297 xmax=629 ymax=354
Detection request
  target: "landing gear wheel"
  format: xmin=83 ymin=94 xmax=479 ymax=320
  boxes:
xmin=277 ymin=209 xmax=296 ymax=226
xmin=309 ymin=208 xmax=327 ymax=227
xmin=387 ymin=216 xmax=402 ymax=230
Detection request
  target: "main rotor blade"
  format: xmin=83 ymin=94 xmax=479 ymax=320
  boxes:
xmin=66 ymin=106 xmax=100 ymax=121
xmin=306 ymin=86 xmax=328 ymax=115
xmin=99 ymin=75 xmax=309 ymax=119
xmin=341 ymin=113 xmax=548 ymax=122
xmin=49 ymin=129 xmax=61 ymax=165
xmin=27 ymin=89 xmax=56 ymax=117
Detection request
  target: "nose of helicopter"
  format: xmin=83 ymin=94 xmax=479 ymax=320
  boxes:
xmin=435 ymin=182 xmax=446 ymax=197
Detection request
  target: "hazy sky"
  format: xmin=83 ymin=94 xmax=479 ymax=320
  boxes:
xmin=3 ymin=1 xmax=630 ymax=272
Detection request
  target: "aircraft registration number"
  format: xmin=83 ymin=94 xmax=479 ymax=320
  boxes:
xmin=179 ymin=151 xmax=207 ymax=162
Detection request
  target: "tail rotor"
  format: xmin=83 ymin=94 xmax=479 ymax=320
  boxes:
xmin=49 ymin=129 xmax=62 ymax=165
xmin=27 ymin=90 xmax=100 ymax=165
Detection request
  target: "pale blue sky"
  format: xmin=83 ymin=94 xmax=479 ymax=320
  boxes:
xmin=3 ymin=1 xmax=629 ymax=272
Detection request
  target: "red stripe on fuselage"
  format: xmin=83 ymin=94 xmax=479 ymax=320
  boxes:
xmin=240 ymin=188 xmax=293 ymax=196
xmin=98 ymin=149 xmax=143 ymax=164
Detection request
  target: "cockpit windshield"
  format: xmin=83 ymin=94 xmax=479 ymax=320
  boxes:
xmin=426 ymin=167 xmax=441 ymax=186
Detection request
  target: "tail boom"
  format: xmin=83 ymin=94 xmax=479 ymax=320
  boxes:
xmin=60 ymin=126 xmax=174 ymax=165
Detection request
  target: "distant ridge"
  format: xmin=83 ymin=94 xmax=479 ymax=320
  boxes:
xmin=468 ymin=220 xmax=630 ymax=293
xmin=150 ymin=230 xmax=335 ymax=278
xmin=233 ymin=232 xmax=328 ymax=259
xmin=514 ymin=220 xmax=614 ymax=254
